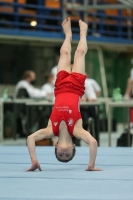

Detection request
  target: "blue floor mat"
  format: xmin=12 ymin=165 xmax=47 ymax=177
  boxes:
xmin=0 ymin=147 xmax=133 ymax=200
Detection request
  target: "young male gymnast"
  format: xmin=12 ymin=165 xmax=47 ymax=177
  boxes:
xmin=26 ymin=17 xmax=101 ymax=172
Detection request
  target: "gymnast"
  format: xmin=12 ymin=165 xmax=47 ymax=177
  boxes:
xmin=26 ymin=17 xmax=101 ymax=172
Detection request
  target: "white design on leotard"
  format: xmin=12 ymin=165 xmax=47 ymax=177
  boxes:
xmin=68 ymin=118 xmax=74 ymax=126
xmin=69 ymin=110 xmax=72 ymax=114
xmin=54 ymin=122 xmax=58 ymax=126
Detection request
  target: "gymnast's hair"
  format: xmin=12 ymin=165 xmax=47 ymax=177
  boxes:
xmin=55 ymin=147 xmax=76 ymax=163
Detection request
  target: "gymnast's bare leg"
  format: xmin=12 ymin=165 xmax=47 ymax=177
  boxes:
xmin=26 ymin=18 xmax=72 ymax=171
xmin=73 ymin=20 xmax=101 ymax=171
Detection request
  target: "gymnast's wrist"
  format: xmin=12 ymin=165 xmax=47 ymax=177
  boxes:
xmin=88 ymin=162 xmax=95 ymax=169
xmin=31 ymin=158 xmax=38 ymax=163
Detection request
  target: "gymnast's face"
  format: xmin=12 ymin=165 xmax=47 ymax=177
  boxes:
xmin=56 ymin=144 xmax=75 ymax=161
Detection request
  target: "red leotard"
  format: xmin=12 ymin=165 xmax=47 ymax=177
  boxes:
xmin=50 ymin=70 xmax=86 ymax=137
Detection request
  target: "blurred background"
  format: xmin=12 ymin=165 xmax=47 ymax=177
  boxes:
xmin=0 ymin=0 xmax=133 ymax=147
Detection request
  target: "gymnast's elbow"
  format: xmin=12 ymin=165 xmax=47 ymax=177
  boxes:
xmin=90 ymin=138 xmax=97 ymax=147
xmin=27 ymin=135 xmax=34 ymax=143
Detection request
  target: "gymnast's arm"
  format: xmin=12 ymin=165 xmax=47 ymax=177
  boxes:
xmin=73 ymin=120 xmax=102 ymax=171
xmin=26 ymin=120 xmax=54 ymax=171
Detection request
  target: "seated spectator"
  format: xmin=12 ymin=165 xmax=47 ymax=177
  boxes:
xmin=80 ymin=74 xmax=101 ymax=144
xmin=124 ymin=78 xmax=133 ymax=100
xmin=14 ymin=70 xmax=46 ymax=98
xmin=82 ymin=79 xmax=97 ymax=102
xmin=85 ymin=72 xmax=101 ymax=97
xmin=125 ymin=58 xmax=133 ymax=100
xmin=41 ymin=73 xmax=54 ymax=97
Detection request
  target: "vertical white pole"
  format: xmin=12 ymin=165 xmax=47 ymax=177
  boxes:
xmin=0 ymin=102 xmax=3 ymax=142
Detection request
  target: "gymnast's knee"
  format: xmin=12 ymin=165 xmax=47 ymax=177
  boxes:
xmin=75 ymin=48 xmax=86 ymax=57
xmin=60 ymin=49 xmax=70 ymax=56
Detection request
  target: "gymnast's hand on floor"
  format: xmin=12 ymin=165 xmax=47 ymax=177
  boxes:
xmin=86 ymin=165 xmax=102 ymax=171
xmin=26 ymin=160 xmax=42 ymax=172
xmin=86 ymin=167 xmax=102 ymax=171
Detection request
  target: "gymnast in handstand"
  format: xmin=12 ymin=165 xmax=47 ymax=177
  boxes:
xmin=26 ymin=17 xmax=101 ymax=172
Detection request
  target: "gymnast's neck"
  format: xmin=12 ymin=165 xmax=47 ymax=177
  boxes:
xmin=58 ymin=121 xmax=73 ymax=145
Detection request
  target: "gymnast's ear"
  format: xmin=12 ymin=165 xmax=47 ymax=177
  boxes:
xmin=72 ymin=144 xmax=75 ymax=148
xmin=55 ymin=142 xmax=58 ymax=148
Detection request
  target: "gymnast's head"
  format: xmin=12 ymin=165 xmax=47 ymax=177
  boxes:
xmin=55 ymin=142 xmax=76 ymax=163
xmin=54 ymin=120 xmax=76 ymax=162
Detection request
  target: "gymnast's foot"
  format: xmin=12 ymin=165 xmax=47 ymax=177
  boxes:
xmin=79 ymin=19 xmax=88 ymax=36
xmin=62 ymin=17 xmax=72 ymax=38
